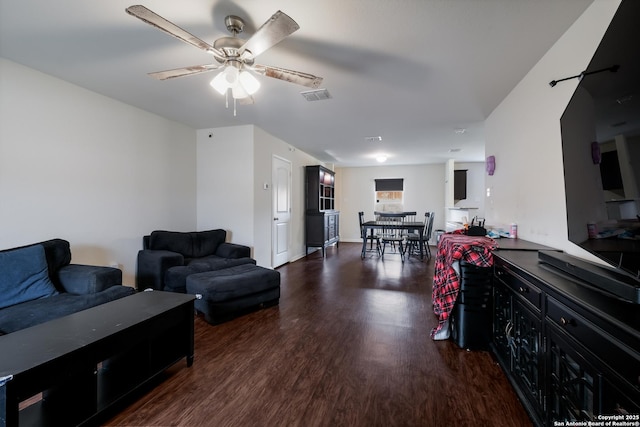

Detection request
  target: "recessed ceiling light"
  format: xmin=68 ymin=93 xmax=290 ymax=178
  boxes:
xmin=454 ymin=128 xmax=466 ymax=134
xmin=376 ymin=155 xmax=387 ymax=163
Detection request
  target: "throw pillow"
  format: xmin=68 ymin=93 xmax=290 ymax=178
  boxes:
xmin=0 ymin=244 xmax=59 ymax=310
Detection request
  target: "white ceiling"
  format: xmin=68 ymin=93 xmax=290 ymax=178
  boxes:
xmin=0 ymin=0 xmax=594 ymax=166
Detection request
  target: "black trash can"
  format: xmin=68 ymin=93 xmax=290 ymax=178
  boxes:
xmin=450 ymin=260 xmax=493 ymax=350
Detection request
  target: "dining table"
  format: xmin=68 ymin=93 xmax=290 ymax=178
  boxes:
xmin=360 ymin=219 xmax=426 ymax=259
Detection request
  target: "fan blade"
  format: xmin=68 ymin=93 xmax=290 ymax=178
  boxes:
xmin=126 ymin=5 xmax=225 ymax=60
xmin=239 ymin=11 xmax=299 ymax=57
xmin=148 ymin=64 xmax=221 ymax=80
xmin=252 ymin=64 xmax=323 ymax=88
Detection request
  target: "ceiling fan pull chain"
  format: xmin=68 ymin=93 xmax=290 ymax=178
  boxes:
xmin=234 ymin=98 xmax=237 ymax=117
xmin=225 ymin=89 xmax=229 ymax=109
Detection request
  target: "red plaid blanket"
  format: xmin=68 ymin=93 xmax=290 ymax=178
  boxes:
xmin=431 ymin=232 xmax=497 ymax=338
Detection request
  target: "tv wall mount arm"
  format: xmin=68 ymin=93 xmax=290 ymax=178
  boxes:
xmin=549 ymin=64 xmax=619 ymax=87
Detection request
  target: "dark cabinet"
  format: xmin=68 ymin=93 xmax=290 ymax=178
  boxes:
xmin=546 ymin=322 xmax=599 ymax=421
xmin=305 ymin=166 xmax=339 ymax=256
xmin=305 ymin=165 xmax=335 ymax=211
xmin=492 ymin=281 xmax=513 ymax=366
xmin=601 ymin=378 xmax=640 ymax=417
xmin=305 ymin=211 xmax=339 ymax=256
xmin=454 ymin=169 xmax=467 ymax=201
xmin=491 ymin=251 xmax=640 ymax=427
xmin=546 ymin=295 xmax=640 ymax=421
xmin=512 ymin=302 xmax=543 ymax=412
xmin=492 ymin=264 xmax=544 ymax=426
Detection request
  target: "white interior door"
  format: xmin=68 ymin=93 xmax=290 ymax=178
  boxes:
xmin=272 ymin=156 xmax=291 ymax=267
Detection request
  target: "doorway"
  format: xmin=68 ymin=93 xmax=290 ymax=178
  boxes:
xmin=272 ymin=156 xmax=291 ymax=267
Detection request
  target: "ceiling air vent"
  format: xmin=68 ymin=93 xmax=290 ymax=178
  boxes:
xmin=300 ymin=88 xmax=331 ymax=101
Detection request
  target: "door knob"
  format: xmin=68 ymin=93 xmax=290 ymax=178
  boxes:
xmin=274 ymin=217 xmax=279 ymax=221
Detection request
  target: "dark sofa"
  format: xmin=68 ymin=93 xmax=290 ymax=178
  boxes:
xmin=136 ymin=229 xmax=281 ymax=324
xmin=0 ymin=239 xmax=135 ymax=335
xmin=136 ymin=229 xmax=255 ymax=292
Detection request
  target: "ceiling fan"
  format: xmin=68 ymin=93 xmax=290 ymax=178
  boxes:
xmin=125 ymin=5 xmax=323 ymax=113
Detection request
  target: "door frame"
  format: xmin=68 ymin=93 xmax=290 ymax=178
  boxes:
xmin=272 ymin=155 xmax=292 ymax=267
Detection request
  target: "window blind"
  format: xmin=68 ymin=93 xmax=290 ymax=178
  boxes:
xmin=374 ymin=178 xmax=404 ymax=191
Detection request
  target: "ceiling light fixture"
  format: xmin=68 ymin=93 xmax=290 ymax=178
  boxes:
xmin=209 ymin=63 xmax=261 ymax=116
xmin=376 ymin=155 xmax=388 ymax=163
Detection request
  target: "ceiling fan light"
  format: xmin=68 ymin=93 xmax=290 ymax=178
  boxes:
xmin=232 ymin=83 xmax=250 ymax=99
xmin=210 ymin=72 xmax=228 ymax=95
xmin=239 ymin=71 xmax=260 ymax=95
xmin=223 ymin=66 xmax=239 ymax=85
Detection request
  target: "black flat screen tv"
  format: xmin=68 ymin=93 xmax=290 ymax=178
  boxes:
xmin=554 ymin=0 xmax=640 ymax=301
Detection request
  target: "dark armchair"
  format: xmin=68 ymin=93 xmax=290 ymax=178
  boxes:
xmin=136 ymin=229 xmax=254 ymax=292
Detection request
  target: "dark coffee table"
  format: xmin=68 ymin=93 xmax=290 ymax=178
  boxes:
xmin=0 ymin=290 xmax=194 ymax=427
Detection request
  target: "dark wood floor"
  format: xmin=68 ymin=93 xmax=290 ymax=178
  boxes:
xmin=105 ymin=242 xmax=532 ymax=427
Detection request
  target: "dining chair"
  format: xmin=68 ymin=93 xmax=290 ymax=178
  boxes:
xmin=406 ymin=211 xmax=435 ymax=260
xmin=380 ymin=216 xmax=406 ymax=262
xmin=403 ymin=211 xmax=417 ymax=223
xmin=424 ymin=211 xmax=435 ymax=259
xmin=359 ymin=211 xmax=380 ymax=256
xmin=375 ymin=211 xmax=405 ymax=251
xmin=401 ymin=211 xmax=418 ymax=240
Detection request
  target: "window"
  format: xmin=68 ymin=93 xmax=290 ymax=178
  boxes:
xmin=374 ymin=178 xmax=404 ymax=212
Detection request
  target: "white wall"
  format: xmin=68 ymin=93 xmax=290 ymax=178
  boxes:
xmin=484 ymin=0 xmax=621 ymax=260
xmin=253 ymin=127 xmax=320 ymax=264
xmin=196 ymin=126 xmax=255 ymax=247
xmin=453 ymin=162 xmax=485 ymax=215
xmin=196 ymin=124 xmax=321 ymax=268
xmin=336 ymin=164 xmax=446 ymax=242
xmin=0 ymin=58 xmax=197 ymax=286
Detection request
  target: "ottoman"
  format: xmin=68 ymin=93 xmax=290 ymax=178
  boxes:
xmin=186 ymin=264 xmax=280 ymax=324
